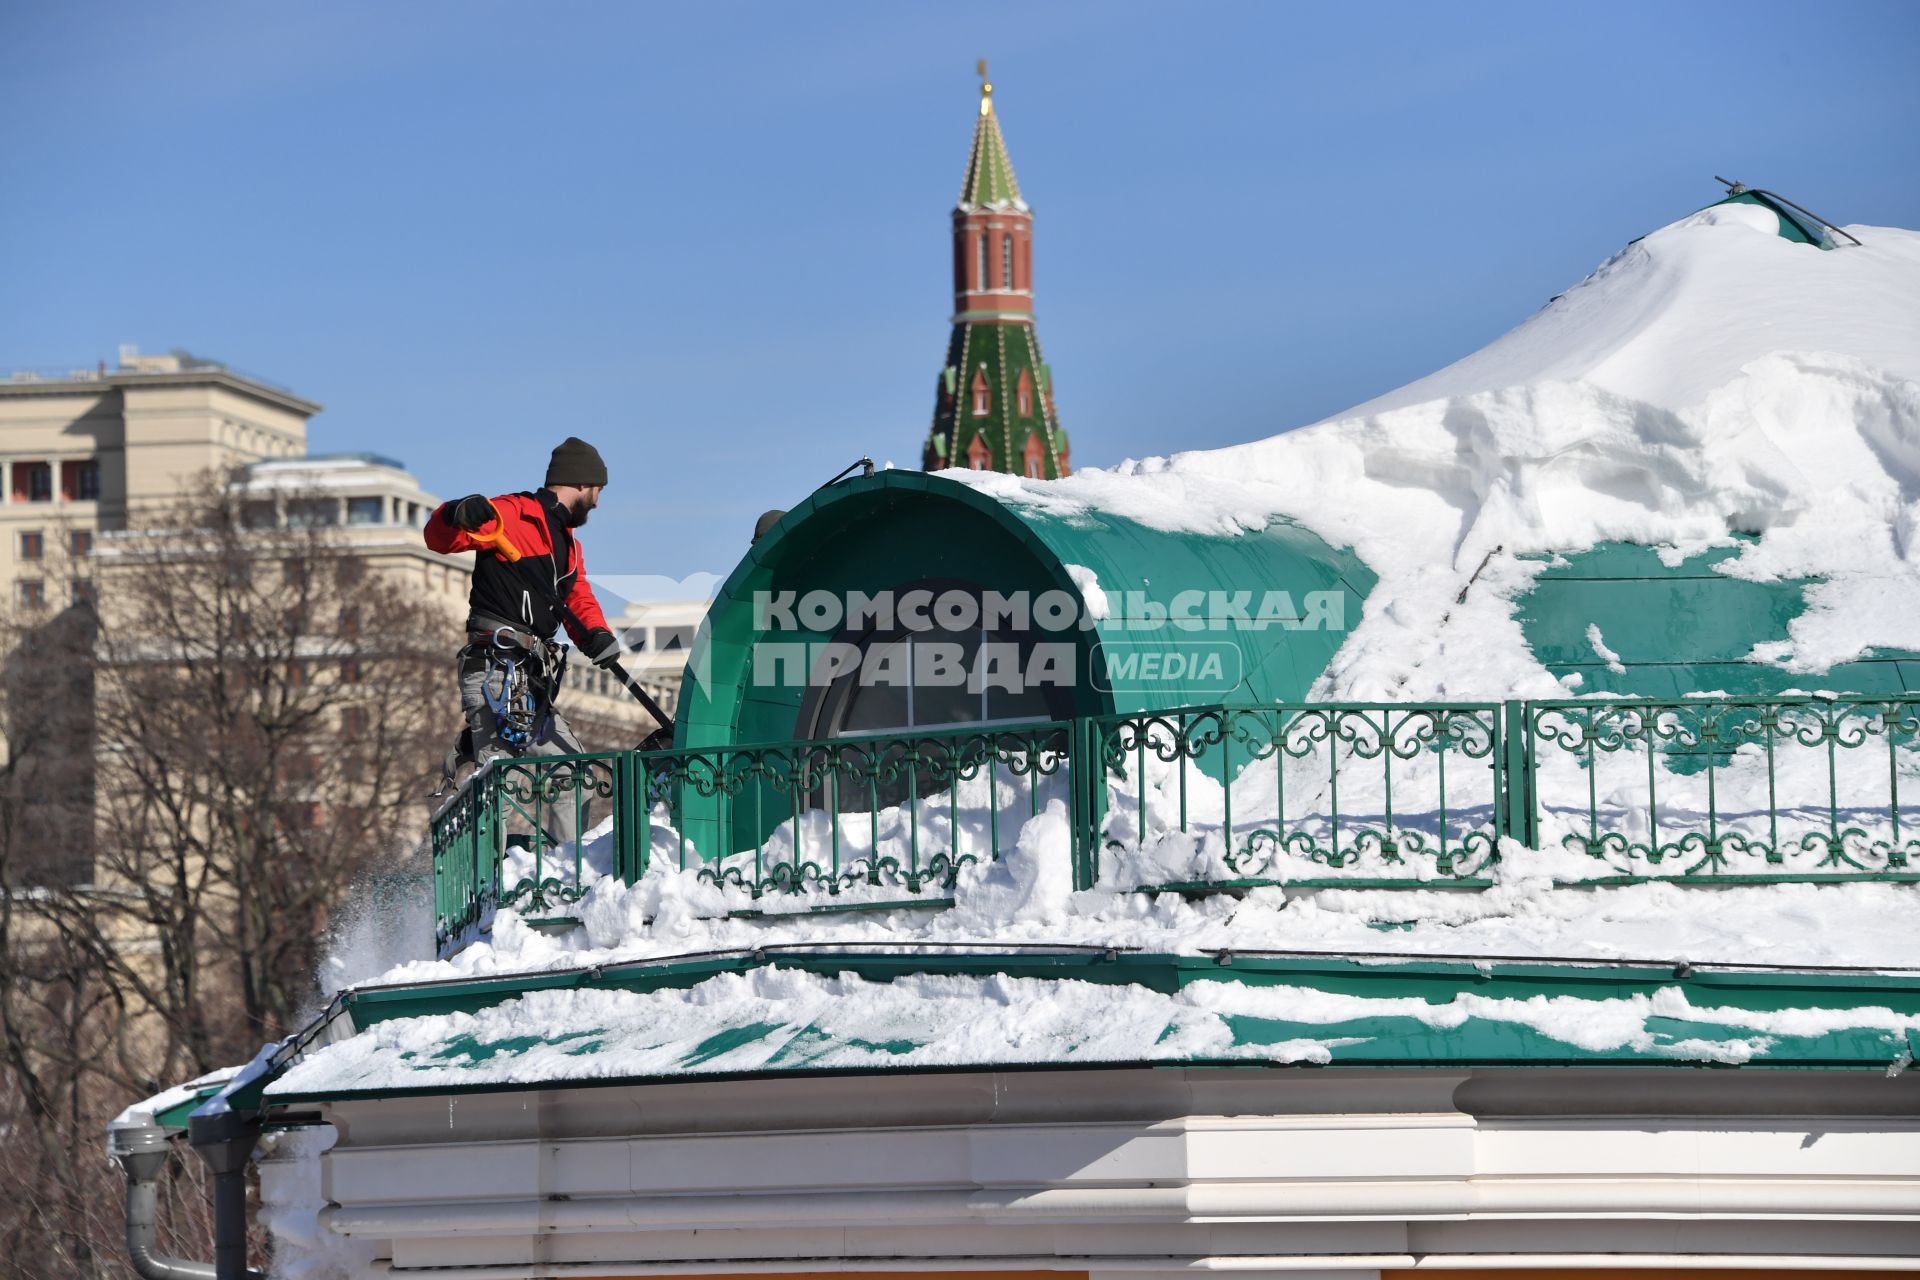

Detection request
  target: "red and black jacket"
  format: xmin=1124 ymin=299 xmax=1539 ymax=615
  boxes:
xmin=424 ymin=488 xmax=610 ymax=644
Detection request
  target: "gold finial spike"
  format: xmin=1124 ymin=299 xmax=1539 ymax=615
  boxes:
xmin=977 ymin=58 xmax=992 ymax=114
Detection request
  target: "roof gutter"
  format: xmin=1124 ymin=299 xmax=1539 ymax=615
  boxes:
xmin=106 ymin=1020 xmax=345 ymax=1280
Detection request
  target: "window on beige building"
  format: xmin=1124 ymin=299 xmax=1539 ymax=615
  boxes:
xmin=14 ymin=461 xmax=52 ymax=503
xmin=346 ymin=496 xmax=384 ymax=525
xmin=61 ymin=458 xmax=99 ymax=501
xmin=70 ymin=578 xmax=92 ymax=607
xmin=70 ymin=529 xmax=92 ymax=557
xmin=19 ymin=531 xmax=43 ymax=561
xmin=286 ymin=498 xmax=338 ymax=528
xmin=17 ymin=579 xmax=44 ymax=609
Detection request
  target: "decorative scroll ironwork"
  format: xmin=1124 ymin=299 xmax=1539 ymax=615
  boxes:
xmin=429 ymin=752 xmax=629 ymax=950
xmin=1086 ymin=703 xmax=1503 ymax=888
xmin=428 ymin=695 xmax=1920 ymax=954
xmin=1527 ymin=696 xmax=1920 ymax=880
xmin=430 ymin=764 xmax=499 ymax=947
xmin=636 ymin=722 xmax=1072 ymax=900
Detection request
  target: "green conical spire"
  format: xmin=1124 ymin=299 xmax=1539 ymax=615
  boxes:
xmin=923 ymin=65 xmax=1069 ymax=480
xmin=958 ymin=66 xmax=1027 ymax=211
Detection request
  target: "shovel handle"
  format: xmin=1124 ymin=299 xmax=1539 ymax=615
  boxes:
xmin=470 ymin=500 xmax=523 ymax=562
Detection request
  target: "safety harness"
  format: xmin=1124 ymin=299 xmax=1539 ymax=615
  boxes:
xmin=475 ymin=620 xmax=569 ymax=751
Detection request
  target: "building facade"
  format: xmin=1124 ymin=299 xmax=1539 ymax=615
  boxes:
xmin=0 ymin=345 xmax=315 ymax=613
xmin=922 ymin=71 xmax=1071 ymax=479
xmin=591 ymin=597 xmax=709 ymax=718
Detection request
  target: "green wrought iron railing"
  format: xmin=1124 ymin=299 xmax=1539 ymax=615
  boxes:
xmin=428 ymin=694 xmax=1920 ymax=953
xmin=1523 ymin=695 xmax=1920 ymax=882
xmin=430 ymin=751 xmax=639 ymax=948
xmin=1081 ymin=703 xmax=1506 ymax=890
xmin=639 ymin=720 xmax=1073 ymax=902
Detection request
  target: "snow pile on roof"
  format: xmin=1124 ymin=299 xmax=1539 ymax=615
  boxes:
xmin=961 ymin=204 xmax=1920 ymax=699
xmin=349 ymin=812 xmax=1920 ymax=995
xmin=270 ymin=962 xmax=1920 ymax=1101
xmin=110 ymin=1067 xmax=235 ymax=1130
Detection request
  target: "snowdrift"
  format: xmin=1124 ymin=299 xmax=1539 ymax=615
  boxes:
xmin=963 ymin=202 xmax=1920 ymax=700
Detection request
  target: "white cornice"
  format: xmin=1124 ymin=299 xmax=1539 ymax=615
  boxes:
xmin=293 ymin=1066 xmax=1920 ymax=1274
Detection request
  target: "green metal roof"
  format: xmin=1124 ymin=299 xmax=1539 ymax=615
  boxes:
xmin=924 ymin=317 xmax=1070 ymax=478
xmin=1712 ymin=189 xmax=1832 ymax=248
xmin=1518 ymin=540 xmax=1920 ymax=697
xmin=256 ymin=948 xmax=1920 ymax=1106
xmin=148 ymin=1083 xmax=228 ymax=1133
xmin=958 ymin=91 xmax=1025 ymax=210
xmin=677 ymin=471 xmax=1376 ymax=755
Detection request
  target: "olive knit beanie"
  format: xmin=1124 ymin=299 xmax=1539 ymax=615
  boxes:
xmin=545 ymin=437 xmax=608 ymax=488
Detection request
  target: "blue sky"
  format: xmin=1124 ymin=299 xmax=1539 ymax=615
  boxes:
xmin=3 ymin=1 xmax=1917 ymax=586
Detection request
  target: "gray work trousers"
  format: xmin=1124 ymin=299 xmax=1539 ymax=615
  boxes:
xmin=458 ymin=646 xmax=589 ymax=845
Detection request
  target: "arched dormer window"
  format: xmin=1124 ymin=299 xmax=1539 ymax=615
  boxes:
xmin=1015 ymin=368 xmax=1033 ymax=417
xmin=967 ymin=434 xmax=991 ymax=469
xmin=970 ymin=367 xmax=991 ymax=417
xmin=1022 ymin=431 xmax=1045 ymax=478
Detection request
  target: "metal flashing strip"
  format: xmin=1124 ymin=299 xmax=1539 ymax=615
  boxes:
xmin=250 ymin=948 xmax=1920 ymax=1108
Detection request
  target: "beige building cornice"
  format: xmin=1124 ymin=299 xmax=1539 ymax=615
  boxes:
xmin=0 ymin=370 xmax=323 ymax=417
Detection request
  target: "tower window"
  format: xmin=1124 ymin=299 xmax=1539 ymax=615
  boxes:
xmin=1002 ymin=234 xmax=1013 ymax=289
xmin=1016 ymin=368 xmax=1033 ymax=417
xmin=1023 ymin=431 xmax=1045 ymax=479
xmin=977 ymin=232 xmax=988 ymax=290
xmin=967 ymin=434 xmax=991 ymax=469
xmin=970 ymin=368 xmax=991 ymax=416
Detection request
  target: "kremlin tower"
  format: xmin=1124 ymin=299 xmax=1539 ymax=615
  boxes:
xmin=922 ymin=66 xmax=1070 ymax=478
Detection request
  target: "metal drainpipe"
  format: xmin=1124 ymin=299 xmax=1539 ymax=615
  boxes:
xmin=108 ymin=1122 xmax=217 ymax=1280
xmin=187 ymin=1109 xmax=266 ymax=1280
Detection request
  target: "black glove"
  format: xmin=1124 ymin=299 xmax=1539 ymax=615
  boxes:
xmin=448 ymin=494 xmax=494 ymax=531
xmin=581 ymin=627 xmax=623 ymax=667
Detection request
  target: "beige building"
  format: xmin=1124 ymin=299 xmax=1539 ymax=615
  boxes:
xmin=589 ymin=597 xmax=708 ymax=718
xmin=229 ymin=452 xmax=470 ymax=612
xmin=0 ymin=344 xmax=316 ymax=611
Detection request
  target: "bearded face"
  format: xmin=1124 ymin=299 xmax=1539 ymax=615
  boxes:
xmin=565 ymin=488 xmax=599 ymax=527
